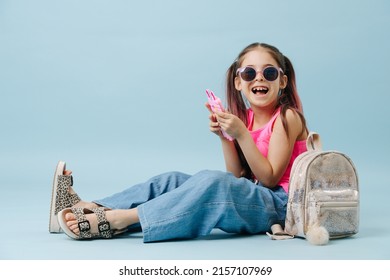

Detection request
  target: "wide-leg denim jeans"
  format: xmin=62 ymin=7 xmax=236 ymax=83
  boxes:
xmin=94 ymin=170 xmax=287 ymax=243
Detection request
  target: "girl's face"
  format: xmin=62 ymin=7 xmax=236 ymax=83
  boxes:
xmin=234 ymin=47 xmax=287 ymax=110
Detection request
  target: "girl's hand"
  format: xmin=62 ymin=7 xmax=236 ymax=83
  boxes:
xmin=214 ymin=110 xmax=246 ymax=139
xmin=205 ymin=103 xmax=224 ymax=138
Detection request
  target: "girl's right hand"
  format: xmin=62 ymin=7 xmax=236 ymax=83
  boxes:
xmin=205 ymin=103 xmax=224 ymax=138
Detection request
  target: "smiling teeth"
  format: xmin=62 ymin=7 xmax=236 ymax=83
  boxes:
xmin=252 ymin=86 xmax=268 ymax=94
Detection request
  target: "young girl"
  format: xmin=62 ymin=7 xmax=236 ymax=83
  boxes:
xmin=50 ymin=42 xmax=309 ymax=242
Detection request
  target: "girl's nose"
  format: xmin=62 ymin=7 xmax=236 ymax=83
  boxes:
xmin=255 ymin=71 xmax=264 ymax=81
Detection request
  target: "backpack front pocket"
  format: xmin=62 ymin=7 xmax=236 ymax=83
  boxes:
xmin=306 ymin=200 xmax=359 ymax=238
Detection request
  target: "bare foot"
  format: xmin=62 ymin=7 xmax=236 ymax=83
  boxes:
xmin=65 ymin=208 xmax=139 ymax=236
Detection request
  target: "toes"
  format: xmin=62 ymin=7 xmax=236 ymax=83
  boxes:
xmin=65 ymin=212 xmax=76 ymax=221
xmin=65 ymin=213 xmax=80 ymax=234
xmin=67 ymin=221 xmax=80 ymax=234
xmin=64 ymin=170 xmax=72 ymax=176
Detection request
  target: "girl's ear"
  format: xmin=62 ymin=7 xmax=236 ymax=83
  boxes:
xmin=280 ymin=74 xmax=288 ymax=89
xmin=234 ymin=76 xmax=242 ymax=91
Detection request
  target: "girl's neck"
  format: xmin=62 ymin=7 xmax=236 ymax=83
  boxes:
xmin=250 ymin=105 xmax=277 ymax=130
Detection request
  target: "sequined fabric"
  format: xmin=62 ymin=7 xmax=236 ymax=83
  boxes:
xmin=285 ymin=150 xmax=359 ymax=239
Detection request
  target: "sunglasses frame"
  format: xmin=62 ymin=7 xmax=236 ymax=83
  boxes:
xmin=236 ymin=66 xmax=284 ymax=82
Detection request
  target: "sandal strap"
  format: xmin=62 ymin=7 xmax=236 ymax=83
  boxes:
xmin=69 ymin=193 xmax=81 ymax=205
xmin=55 ymin=175 xmax=81 ymax=214
xmin=69 ymin=207 xmax=113 ymax=239
xmin=71 ymin=207 xmax=92 ymax=239
xmin=58 ymin=174 xmax=73 ymax=187
xmin=92 ymin=208 xmax=113 ymax=239
xmin=55 ymin=175 xmax=73 ymax=214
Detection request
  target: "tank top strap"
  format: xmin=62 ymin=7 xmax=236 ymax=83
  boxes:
xmin=264 ymin=108 xmax=281 ymax=133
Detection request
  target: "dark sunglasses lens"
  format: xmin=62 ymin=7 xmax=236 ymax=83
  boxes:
xmin=241 ymin=67 xmax=256 ymax=81
xmin=263 ymin=67 xmax=279 ymax=81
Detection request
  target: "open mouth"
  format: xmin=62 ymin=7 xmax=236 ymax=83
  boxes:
xmin=251 ymin=86 xmax=269 ymax=95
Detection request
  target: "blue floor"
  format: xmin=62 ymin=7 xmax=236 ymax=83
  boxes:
xmin=0 ymin=153 xmax=389 ymax=260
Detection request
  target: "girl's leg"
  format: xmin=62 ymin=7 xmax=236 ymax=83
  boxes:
xmin=63 ymin=170 xmax=287 ymax=241
xmin=137 ymin=170 xmax=288 ymax=242
xmin=92 ymin=171 xmax=191 ymax=209
xmin=64 ymin=171 xmax=191 ymax=236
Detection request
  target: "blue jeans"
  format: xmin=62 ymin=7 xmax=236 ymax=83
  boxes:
xmin=94 ymin=170 xmax=287 ymax=243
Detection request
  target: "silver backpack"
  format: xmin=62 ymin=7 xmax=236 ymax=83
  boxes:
xmin=267 ymin=132 xmax=359 ymax=245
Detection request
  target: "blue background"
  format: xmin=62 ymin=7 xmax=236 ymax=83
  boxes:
xmin=0 ymin=0 xmax=389 ymax=259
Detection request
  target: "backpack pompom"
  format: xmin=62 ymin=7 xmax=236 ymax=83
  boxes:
xmin=306 ymin=225 xmax=329 ymax=245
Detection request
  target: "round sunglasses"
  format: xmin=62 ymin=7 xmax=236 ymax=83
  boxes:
xmin=236 ymin=66 xmax=283 ymax=82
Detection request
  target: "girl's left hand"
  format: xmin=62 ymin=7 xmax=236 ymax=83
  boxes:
xmin=214 ymin=111 xmax=246 ymax=139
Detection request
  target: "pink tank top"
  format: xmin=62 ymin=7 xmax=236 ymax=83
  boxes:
xmin=247 ymin=108 xmax=307 ymax=193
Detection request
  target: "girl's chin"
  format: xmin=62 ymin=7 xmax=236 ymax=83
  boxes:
xmin=248 ymin=97 xmax=277 ymax=109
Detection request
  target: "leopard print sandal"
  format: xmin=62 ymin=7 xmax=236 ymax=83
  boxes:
xmin=57 ymin=207 xmax=126 ymax=240
xmin=49 ymin=161 xmax=81 ymax=233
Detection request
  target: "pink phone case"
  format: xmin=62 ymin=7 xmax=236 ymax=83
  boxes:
xmin=206 ymin=89 xmax=234 ymax=141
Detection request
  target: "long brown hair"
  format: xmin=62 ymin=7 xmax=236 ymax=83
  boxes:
xmin=225 ymin=42 xmax=308 ymax=178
